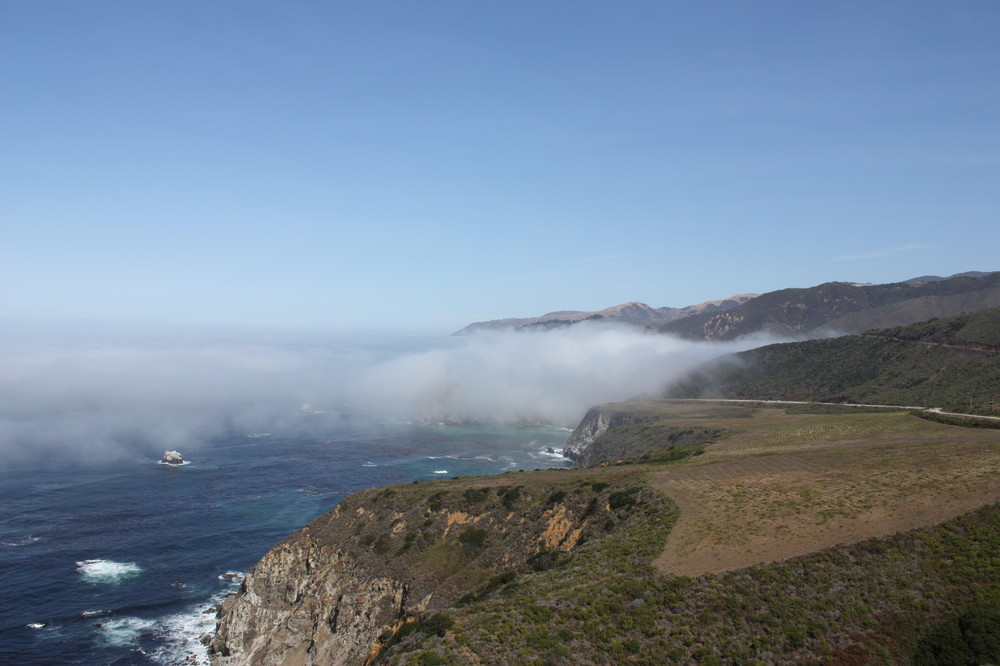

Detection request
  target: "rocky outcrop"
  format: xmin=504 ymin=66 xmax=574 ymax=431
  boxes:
xmin=210 ymin=475 xmax=640 ymax=665
xmin=562 ymin=404 xmax=729 ymax=468
xmin=572 ymin=424 xmax=727 ymax=469
xmin=160 ymin=450 xmax=185 ymax=465
xmin=211 ymin=535 xmax=413 ymax=665
xmin=562 ymin=405 xmax=662 ymax=464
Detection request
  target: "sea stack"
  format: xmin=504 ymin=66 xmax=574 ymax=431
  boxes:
xmin=161 ymin=450 xmax=185 ymax=465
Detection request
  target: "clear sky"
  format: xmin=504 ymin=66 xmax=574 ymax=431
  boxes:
xmin=2 ymin=1 xmax=998 ymax=332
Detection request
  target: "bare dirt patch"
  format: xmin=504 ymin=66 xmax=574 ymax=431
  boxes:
xmin=649 ymin=408 xmax=1000 ymax=576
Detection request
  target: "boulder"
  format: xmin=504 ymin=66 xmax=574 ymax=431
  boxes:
xmin=161 ymin=450 xmax=185 ymax=465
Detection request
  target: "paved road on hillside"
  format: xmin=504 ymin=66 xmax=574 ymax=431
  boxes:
xmin=664 ymin=398 xmax=1000 ymax=422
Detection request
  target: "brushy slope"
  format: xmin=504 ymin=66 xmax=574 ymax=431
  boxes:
xmin=374 ymin=408 xmax=999 ymax=665
xmin=658 ymin=272 xmax=1000 ymax=341
xmin=667 ymin=306 xmax=1000 ymax=414
xmin=378 ymin=496 xmax=999 ymax=665
xmin=214 ymin=402 xmax=999 ymax=664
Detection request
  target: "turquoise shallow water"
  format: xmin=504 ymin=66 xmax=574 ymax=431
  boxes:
xmin=0 ymin=416 xmax=571 ymax=665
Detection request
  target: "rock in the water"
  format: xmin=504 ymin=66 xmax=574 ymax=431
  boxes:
xmin=161 ymin=450 xmax=185 ymax=465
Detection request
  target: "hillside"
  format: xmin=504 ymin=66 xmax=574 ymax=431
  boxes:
xmin=209 ymin=298 xmax=1000 ymax=665
xmin=453 ymin=295 xmax=757 ymax=335
xmin=211 ymin=403 xmax=1000 ymax=665
xmin=667 ymin=306 xmax=1000 ymax=414
xmin=381 ymin=405 xmax=1000 ymax=665
xmin=658 ymin=271 xmax=1000 ymax=341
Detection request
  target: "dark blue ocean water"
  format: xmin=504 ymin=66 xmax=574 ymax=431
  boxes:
xmin=0 ymin=416 xmax=571 ymax=665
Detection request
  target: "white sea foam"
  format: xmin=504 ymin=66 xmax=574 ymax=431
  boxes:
xmin=148 ymin=607 xmax=215 ymax=665
xmin=157 ymin=460 xmax=191 ymax=466
xmin=26 ymin=622 xmax=46 ymax=630
xmin=362 ymin=461 xmax=377 ymax=467
xmin=81 ymin=609 xmax=110 ymax=618
xmin=432 ymin=470 xmax=448 ymax=474
xmin=148 ymin=572 xmax=243 ymax=665
xmin=99 ymin=617 xmax=155 ymax=647
xmin=1 ymin=535 xmax=41 ymax=547
xmin=76 ymin=559 xmax=143 ymax=584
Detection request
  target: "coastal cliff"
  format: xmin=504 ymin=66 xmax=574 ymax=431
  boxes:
xmin=209 ymin=472 xmax=650 ymax=665
xmin=562 ymin=404 xmax=662 ymax=464
xmin=209 ymin=398 xmax=1000 ymax=664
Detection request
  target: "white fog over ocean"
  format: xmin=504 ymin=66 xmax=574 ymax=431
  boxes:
xmin=0 ymin=321 xmax=768 ymax=663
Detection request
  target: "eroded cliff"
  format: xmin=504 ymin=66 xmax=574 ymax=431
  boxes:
xmin=562 ymin=403 xmax=665 ymax=464
xmin=210 ymin=471 xmax=651 ymax=665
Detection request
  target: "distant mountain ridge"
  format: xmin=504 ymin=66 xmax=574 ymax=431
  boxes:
xmin=904 ymin=271 xmax=994 ymax=283
xmin=658 ymin=271 xmax=1000 ymax=341
xmin=454 ymin=294 xmax=759 ymax=335
xmin=455 ymin=271 xmax=1000 ymax=339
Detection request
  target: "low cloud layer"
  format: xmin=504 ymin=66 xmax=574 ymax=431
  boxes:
xmin=0 ymin=322 xmax=773 ymax=470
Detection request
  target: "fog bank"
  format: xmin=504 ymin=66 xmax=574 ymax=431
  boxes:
xmin=0 ymin=322 xmax=775 ymax=469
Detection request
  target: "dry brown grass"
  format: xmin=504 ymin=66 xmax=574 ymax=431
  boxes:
xmin=649 ymin=407 xmax=1000 ymax=576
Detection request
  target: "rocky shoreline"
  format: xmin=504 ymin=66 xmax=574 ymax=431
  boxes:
xmin=207 ymin=444 xmax=638 ymax=665
xmin=207 ymin=402 xmax=720 ymax=664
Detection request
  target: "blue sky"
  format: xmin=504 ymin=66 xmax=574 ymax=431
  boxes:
xmin=2 ymin=1 xmax=998 ymax=332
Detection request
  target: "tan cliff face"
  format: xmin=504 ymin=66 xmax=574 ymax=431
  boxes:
xmin=209 ymin=475 xmax=639 ymax=666
xmin=211 ymin=537 xmax=410 ymax=666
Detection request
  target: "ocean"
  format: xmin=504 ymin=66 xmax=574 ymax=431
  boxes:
xmin=0 ymin=323 xmax=717 ymax=665
xmin=0 ymin=417 xmax=571 ymax=665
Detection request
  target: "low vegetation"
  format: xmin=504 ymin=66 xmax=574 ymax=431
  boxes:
xmin=373 ymin=404 xmax=1000 ymax=664
xmin=912 ymin=409 xmax=1000 ymax=430
xmin=658 ymin=272 xmax=1000 ymax=341
xmin=667 ymin=306 xmax=1000 ymax=414
xmin=381 ymin=503 xmax=1000 ymax=664
xmin=570 ymin=421 xmax=728 ymax=467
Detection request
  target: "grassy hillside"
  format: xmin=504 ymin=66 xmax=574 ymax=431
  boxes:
xmin=658 ymin=272 xmax=1000 ymax=341
xmin=382 ymin=504 xmax=1000 ymax=665
xmin=377 ymin=405 xmax=1000 ymax=665
xmin=667 ymin=306 xmax=1000 ymax=414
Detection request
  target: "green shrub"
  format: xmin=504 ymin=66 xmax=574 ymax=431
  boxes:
xmin=528 ymin=548 xmax=562 ymax=572
xmin=458 ymin=527 xmax=488 ymax=548
xmin=912 ymin=410 xmax=1000 ymax=429
xmin=609 ymin=488 xmax=641 ymax=510
xmin=546 ymin=489 xmax=567 ymax=506
xmin=500 ymin=486 xmax=522 ymax=510
xmin=915 ymin=604 xmax=1000 ymax=665
xmin=523 ymin=605 xmax=554 ymax=624
xmin=422 ymin=613 xmax=455 ymax=637
xmin=464 ymin=487 xmax=491 ymax=503
xmin=457 ymin=572 xmax=518 ymax=605
xmin=427 ymin=491 xmax=447 ymax=512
